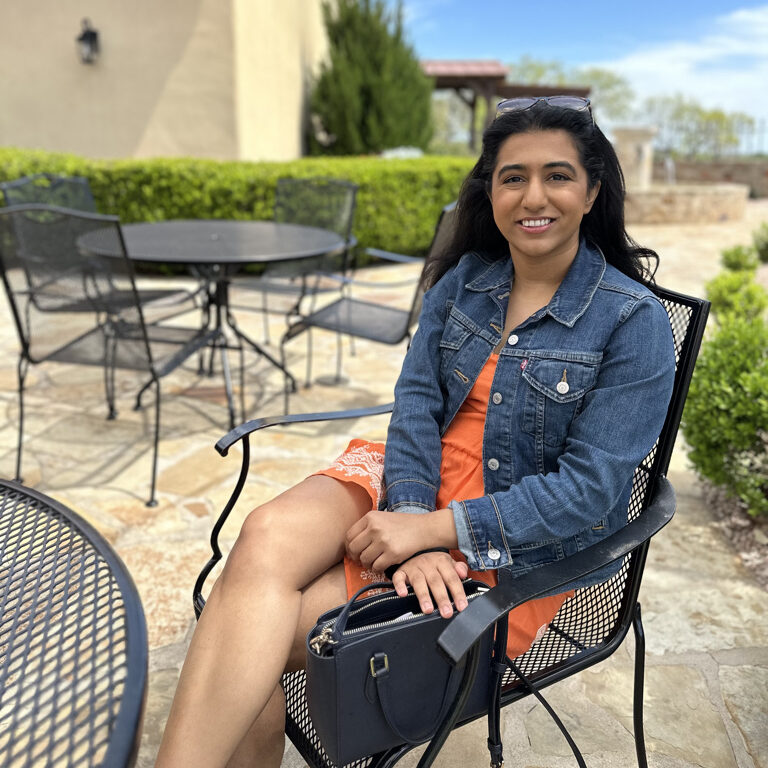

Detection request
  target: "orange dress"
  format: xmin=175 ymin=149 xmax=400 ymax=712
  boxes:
xmin=315 ymin=354 xmax=571 ymax=659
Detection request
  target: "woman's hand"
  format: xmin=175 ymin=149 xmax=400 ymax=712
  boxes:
xmin=391 ymin=552 xmax=469 ymax=618
xmin=345 ymin=508 xmax=458 ymax=573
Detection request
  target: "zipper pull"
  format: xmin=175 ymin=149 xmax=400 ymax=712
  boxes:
xmin=309 ymin=625 xmax=336 ymax=655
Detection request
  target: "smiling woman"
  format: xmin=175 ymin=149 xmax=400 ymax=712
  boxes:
xmin=154 ymin=99 xmax=677 ymax=768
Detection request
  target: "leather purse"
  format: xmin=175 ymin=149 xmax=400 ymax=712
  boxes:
xmin=305 ymin=580 xmax=498 ymax=766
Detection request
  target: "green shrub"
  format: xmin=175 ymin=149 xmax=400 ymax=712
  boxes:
xmin=682 ymin=313 xmax=768 ymax=517
xmin=720 ymin=244 xmax=758 ymax=272
xmin=0 ymin=147 xmax=474 ymax=256
xmin=705 ymin=269 xmax=768 ymax=320
xmin=753 ymin=221 xmax=768 ymax=264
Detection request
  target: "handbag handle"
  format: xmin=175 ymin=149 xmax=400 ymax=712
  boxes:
xmin=330 ymin=581 xmax=395 ymax=643
xmin=372 ymin=650 xmax=466 ymax=745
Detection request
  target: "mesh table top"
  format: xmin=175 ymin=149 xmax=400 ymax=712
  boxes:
xmin=0 ymin=481 xmax=147 ymax=768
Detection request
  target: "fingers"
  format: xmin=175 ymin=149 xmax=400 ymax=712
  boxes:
xmin=393 ymin=553 xmax=469 ymax=619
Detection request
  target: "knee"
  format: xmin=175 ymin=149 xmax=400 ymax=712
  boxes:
xmin=223 ymin=502 xmax=287 ymax=583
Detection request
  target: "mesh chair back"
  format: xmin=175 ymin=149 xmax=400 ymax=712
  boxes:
xmin=0 ymin=204 xmax=155 ymax=370
xmin=499 ymin=288 xmax=708 ymax=695
xmin=0 ymin=173 xmax=97 ymax=212
xmin=268 ymin=178 xmax=358 ymax=278
xmin=281 ymin=286 xmax=709 ymax=768
xmin=405 ymin=202 xmax=457 ymax=330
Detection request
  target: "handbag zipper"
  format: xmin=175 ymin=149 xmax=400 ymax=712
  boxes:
xmin=309 ymin=587 xmax=487 ymax=655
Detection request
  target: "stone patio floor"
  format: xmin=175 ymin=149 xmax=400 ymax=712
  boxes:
xmin=1 ymin=201 xmax=767 ymax=767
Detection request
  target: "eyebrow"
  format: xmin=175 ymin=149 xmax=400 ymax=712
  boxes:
xmin=496 ymin=161 xmax=578 ymax=179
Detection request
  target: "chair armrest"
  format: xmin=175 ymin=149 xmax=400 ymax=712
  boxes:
xmin=438 ymin=476 xmax=676 ymax=663
xmin=194 ymin=402 xmax=395 ymax=617
xmin=215 ymin=402 xmax=395 ymax=456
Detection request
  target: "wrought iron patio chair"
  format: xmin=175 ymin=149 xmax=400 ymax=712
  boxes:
xmin=1 ymin=173 xmax=205 ymax=322
xmin=0 ymin=172 xmax=98 ymax=211
xmin=193 ymin=283 xmax=709 ymax=767
xmin=230 ymin=177 xmax=358 ymax=344
xmin=0 ymin=204 xmax=220 ymax=506
xmin=279 ymin=202 xmax=456 ymax=393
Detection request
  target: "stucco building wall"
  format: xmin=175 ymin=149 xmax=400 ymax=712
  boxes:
xmin=0 ymin=0 xmax=328 ymax=161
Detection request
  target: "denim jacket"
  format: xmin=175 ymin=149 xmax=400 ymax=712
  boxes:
xmin=383 ymin=240 xmax=676 ymax=590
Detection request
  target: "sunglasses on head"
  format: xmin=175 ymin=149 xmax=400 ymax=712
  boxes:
xmin=495 ymin=95 xmax=593 ymax=124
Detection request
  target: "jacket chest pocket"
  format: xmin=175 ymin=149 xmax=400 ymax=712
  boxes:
xmin=521 ymin=357 xmax=599 ymax=447
xmin=438 ymin=312 xmax=473 ymax=379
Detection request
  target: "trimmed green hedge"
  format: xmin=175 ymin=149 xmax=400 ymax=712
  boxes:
xmin=681 ymin=239 xmax=768 ymax=517
xmin=0 ymin=147 xmax=474 ymax=257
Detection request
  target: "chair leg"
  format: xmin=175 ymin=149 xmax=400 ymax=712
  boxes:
xmin=14 ymin=357 xmax=28 ymax=483
xmin=147 ymin=379 xmax=160 ymax=507
xmin=633 ymin=602 xmax=649 ymax=768
xmin=305 ymin=328 xmax=313 ymax=388
xmin=261 ymin=290 xmax=271 ymax=344
xmin=103 ymin=334 xmax=118 ymax=419
xmin=334 ymin=331 xmax=344 ymax=383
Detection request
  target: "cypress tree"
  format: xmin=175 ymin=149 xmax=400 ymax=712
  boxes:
xmin=309 ymin=0 xmax=433 ymax=155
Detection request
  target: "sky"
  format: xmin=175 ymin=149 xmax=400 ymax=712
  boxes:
xmin=393 ymin=0 xmax=768 ymax=125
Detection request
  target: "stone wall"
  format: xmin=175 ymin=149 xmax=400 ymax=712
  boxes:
xmin=653 ymin=160 xmax=768 ymax=198
xmin=625 ymin=183 xmax=749 ymax=224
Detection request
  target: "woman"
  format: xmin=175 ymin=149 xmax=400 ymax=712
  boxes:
xmin=155 ymin=97 xmax=676 ymax=768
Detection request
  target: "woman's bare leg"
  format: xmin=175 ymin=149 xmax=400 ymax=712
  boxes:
xmin=155 ymin=477 xmax=370 ymax=768
xmin=225 ymin=563 xmax=348 ymax=768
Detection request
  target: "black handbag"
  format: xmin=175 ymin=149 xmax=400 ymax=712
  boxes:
xmin=305 ymin=580 xmax=499 ymax=766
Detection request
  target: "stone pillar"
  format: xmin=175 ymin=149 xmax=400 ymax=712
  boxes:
xmin=612 ymin=126 xmax=658 ymax=191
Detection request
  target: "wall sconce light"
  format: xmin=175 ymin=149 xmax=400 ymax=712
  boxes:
xmin=76 ymin=18 xmax=100 ymax=64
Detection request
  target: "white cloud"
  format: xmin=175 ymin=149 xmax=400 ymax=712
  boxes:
xmin=589 ymin=5 xmax=768 ymax=123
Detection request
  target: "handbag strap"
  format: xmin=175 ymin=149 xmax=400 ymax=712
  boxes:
xmin=416 ymin=624 xmax=587 ymax=768
xmin=330 ymin=581 xmax=394 ymax=643
xmin=371 ymin=651 xmax=466 ymax=745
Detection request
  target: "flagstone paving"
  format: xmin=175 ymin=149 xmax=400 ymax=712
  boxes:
xmin=0 ymin=200 xmax=766 ymax=767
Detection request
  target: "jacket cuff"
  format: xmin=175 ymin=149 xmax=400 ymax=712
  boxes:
xmin=385 ymin=479 xmax=437 ymax=513
xmin=450 ymin=497 xmax=511 ymax=570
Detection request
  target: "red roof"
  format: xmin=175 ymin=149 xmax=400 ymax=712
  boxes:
xmin=421 ymin=60 xmax=509 ymax=78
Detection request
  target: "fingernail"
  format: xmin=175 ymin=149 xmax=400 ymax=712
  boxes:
xmin=441 ymin=605 xmax=453 ymax=618
xmin=457 ymin=599 xmax=468 ymax=611
xmin=421 ymin=602 xmax=433 ymax=613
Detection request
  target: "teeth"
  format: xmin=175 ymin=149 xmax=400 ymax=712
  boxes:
xmin=521 ymin=218 xmax=552 ymax=227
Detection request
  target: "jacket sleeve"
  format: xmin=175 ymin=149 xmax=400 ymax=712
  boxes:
xmin=383 ymin=269 xmax=456 ymax=513
xmin=450 ymin=295 xmax=676 ymax=570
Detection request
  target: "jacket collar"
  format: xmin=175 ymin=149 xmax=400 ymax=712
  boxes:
xmin=466 ymin=240 xmax=606 ymax=328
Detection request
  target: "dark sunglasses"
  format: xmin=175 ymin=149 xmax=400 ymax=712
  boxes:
xmin=495 ymin=95 xmax=593 ymax=124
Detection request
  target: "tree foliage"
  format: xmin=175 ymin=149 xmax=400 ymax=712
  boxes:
xmin=641 ymin=94 xmax=755 ymax=158
xmin=503 ymin=56 xmax=635 ymax=123
xmin=308 ymin=0 xmax=433 ymax=155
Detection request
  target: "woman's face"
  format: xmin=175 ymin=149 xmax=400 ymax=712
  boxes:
xmin=488 ymin=129 xmax=599 ymax=267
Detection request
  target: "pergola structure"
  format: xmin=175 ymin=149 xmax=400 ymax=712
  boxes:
xmin=421 ymin=59 xmax=591 ymax=150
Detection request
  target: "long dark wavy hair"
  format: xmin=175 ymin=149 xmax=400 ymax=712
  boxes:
xmin=425 ymin=103 xmax=659 ymax=289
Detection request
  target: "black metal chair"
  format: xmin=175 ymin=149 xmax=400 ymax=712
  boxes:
xmin=230 ymin=177 xmax=359 ymax=344
xmin=0 ymin=204 xmax=220 ymax=506
xmin=0 ymin=172 xmax=98 ymax=211
xmin=193 ymin=283 xmax=709 ymax=767
xmin=0 ymin=174 xmax=205 ymax=323
xmin=280 ymin=202 xmax=456 ymax=390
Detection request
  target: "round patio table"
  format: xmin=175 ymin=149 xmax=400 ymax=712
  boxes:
xmin=0 ymin=479 xmax=148 ymax=767
xmin=81 ymin=220 xmax=346 ymax=425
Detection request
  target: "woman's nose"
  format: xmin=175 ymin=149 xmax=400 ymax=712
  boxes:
xmin=522 ymin=178 xmax=546 ymax=209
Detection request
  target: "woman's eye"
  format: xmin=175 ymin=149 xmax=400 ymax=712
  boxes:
xmin=503 ymin=175 xmax=524 ymax=184
xmin=549 ymin=173 xmax=570 ymax=182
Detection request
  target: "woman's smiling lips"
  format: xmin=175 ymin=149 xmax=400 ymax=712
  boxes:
xmin=517 ymin=217 xmax=555 ymax=233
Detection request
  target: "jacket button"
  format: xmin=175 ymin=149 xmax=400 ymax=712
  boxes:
xmin=507 ymin=334 xmax=519 ymax=346
xmin=487 ymin=458 xmax=499 ymax=471
xmin=487 ymin=544 xmax=501 ymax=561
xmin=492 ymin=392 xmax=502 ymax=405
